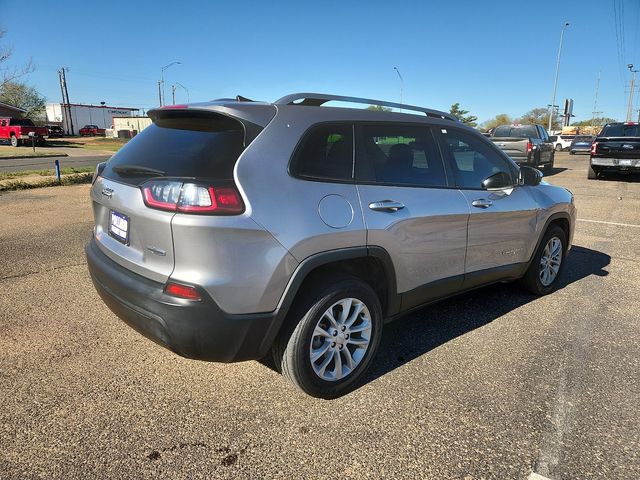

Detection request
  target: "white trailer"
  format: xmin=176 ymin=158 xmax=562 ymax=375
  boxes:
xmin=45 ymin=103 xmax=139 ymax=135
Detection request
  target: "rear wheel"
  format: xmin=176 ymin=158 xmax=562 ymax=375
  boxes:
xmin=521 ymin=225 xmax=567 ymax=295
xmin=555 ymin=143 xmax=562 ymax=152
xmin=587 ymin=164 xmax=599 ymax=180
xmin=273 ymin=276 xmax=383 ymax=399
xmin=544 ymin=152 xmax=555 ymax=173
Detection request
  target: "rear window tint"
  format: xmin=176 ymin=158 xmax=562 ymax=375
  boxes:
xmin=493 ymin=125 xmax=539 ymax=138
xmin=290 ymin=124 xmax=354 ymax=182
xmin=600 ymin=124 xmax=640 ymax=137
xmin=102 ymin=112 xmax=247 ymax=185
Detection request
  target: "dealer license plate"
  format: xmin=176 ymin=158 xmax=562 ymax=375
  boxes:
xmin=109 ymin=210 xmax=129 ymax=245
xmin=619 ymin=159 xmax=632 ymax=166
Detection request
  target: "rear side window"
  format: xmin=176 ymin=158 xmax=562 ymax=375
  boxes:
xmin=102 ymin=111 xmax=247 ymax=186
xmin=356 ymin=124 xmax=447 ymax=187
xmin=600 ymin=124 xmax=640 ymax=137
xmin=290 ymin=124 xmax=354 ymax=182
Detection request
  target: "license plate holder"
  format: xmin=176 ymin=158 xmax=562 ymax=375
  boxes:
xmin=619 ymin=159 xmax=633 ymax=166
xmin=109 ymin=210 xmax=130 ymax=245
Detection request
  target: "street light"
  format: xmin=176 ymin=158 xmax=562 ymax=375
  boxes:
xmin=172 ymin=82 xmax=190 ymax=104
xmin=626 ymin=64 xmax=638 ymax=122
xmin=160 ymin=61 xmax=181 ymax=106
xmin=393 ymin=66 xmax=404 ymax=112
xmin=548 ymin=22 xmax=569 ymax=132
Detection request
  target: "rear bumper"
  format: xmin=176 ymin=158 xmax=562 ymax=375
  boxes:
xmin=590 ymin=157 xmax=640 ymax=171
xmin=85 ymin=238 xmax=276 ymax=362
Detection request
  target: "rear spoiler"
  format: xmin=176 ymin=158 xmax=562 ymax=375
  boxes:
xmin=148 ymin=105 xmax=276 ymax=147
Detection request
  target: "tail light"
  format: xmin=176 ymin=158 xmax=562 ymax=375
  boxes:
xmin=526 ymin=141 xmax=533 ymax=154
xmin=92 ymin=162 xmax=107 ymax=184
xmin=590 ymin=142 xmax=598 ymax=155
xmin=141 ymin=180 xmax=244 ymax=215
xmin=165 ymin=282 xmax=201 ymax=301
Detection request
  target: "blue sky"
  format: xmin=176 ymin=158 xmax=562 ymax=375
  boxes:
xmin=3 ymin=0 xmax=640 ymax=124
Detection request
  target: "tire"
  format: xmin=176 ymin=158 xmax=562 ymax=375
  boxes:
xmin=544 ymin=153 xmax=555 ymax=173
xmin=587 ymin=164 xmax=599 ymax=180
xmin=569 ymin=151 xmax=575 ymax=155
xmin=10 ymin=135 xmax=18 ymax=147
xmin=555 ymin=143 xmax=562 ymax=152
xmin=273 ymin=275 xmax=383 ymax=399
xmin=521 ymin=225 xmax=567 ymax=295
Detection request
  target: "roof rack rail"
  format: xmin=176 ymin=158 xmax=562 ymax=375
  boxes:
xmin=274 ymin=93 xmax=458 ymax=122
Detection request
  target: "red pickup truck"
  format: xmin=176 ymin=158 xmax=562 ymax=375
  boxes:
xmin=79 ymin=124 xmax=106 ymax=136
xmin=0 ymin=117 xmax=48 ymax=146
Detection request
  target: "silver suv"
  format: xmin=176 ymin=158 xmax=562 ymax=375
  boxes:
xmin=86 ymin=93 xmax=576 ymax=398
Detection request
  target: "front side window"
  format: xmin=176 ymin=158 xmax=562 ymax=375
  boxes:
xmin=290 ymin=124 xmax=354 ymax=182
xmin=356 ymin=124 xmax=447 ymax=187
xmin=438 ymin=128 xmax=516 ymax=189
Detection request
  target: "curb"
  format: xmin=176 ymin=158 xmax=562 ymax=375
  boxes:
xmin=0 ymin=153 xmax=69 ymax=160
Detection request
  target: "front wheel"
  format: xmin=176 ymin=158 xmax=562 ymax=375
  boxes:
xmin=521 ymin=225 xmax=567 ymax=295
xmin=10 ymin=135 xmax=18 ymax=147
xmin=273 ymin=276 xmax=383 ymax=399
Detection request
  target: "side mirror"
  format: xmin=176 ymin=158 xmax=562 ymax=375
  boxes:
xmin=482 ymin=171 xmax=513 ymax=190
xmin=519 ymin=166 xmax=543 ymax=186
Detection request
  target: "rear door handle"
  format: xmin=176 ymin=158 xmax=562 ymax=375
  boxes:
xmin=369 ymin=200 xmax=405 ymax=212
xmin=471 ymin=199 xmax=493 ymax=209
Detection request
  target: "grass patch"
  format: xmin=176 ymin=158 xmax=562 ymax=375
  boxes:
xmin=0 ymin=147 xmax=63 ymax=158
xmin=47 ymin=137 xmax=129 ymax=152
xmin=0 ymin=166 xmax=95 ymax=180
xmin=0 ymin=172 xmax=93 ymax=192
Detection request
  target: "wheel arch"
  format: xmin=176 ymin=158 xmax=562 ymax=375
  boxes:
xmin=528 ymin=212 xmax=572 ymax=266
xmin=259 ymin=246 xmax=399 ymax=355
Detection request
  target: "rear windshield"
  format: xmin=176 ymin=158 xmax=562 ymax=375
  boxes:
xmin=9 ymin=119 xmax=35 ymax=126
xmin=493 ymin=125 xmax=538 ymax=138
xmin=600 ymin=124 xmax=640 ymax=137
xmin=573 ymin=136 xmax=593 ymax=142
xmin=102 ymin=111 xmax=247 ymax=185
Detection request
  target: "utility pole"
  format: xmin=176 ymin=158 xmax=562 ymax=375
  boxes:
xmin=549 ymin=22 xmax=570 ymax=132
xmin=172 ymin=84 xmax=176 ymax=105
xmin=626 ymin=64 xmax=638 ymax=122
xmin=61 ymin=68 xmax=74 ymax=135
xmin=58 ymin=70 xmax=68 ymax=135
xmin=157 ymin=81 xmax=162 ymax=107
xmin=591 ymin=71 xmax=601 ymax=126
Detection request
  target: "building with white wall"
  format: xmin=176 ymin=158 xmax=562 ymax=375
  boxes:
xmin=45 ymin=103 xmax=139 ymax=135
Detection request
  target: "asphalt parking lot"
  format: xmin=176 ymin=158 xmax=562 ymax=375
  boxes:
xmin=1 ymin=152 xmax=638 ymax=479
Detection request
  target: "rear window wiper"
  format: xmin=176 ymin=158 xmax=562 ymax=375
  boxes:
xmin=112 ymin=165 xmax=166 ymax=176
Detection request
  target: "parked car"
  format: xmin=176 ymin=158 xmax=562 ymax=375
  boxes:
xmin=569 ymin=135 xmax=594 ymax=155
xmin=589 ymin=122 xmax=640 ymax=179
xmin=86 ymin=93 xmax=576 ymax=398
xmin=0 ymin=117 xmax=48 ymax=146
xmin=549 ymin=134 xmax=575 ymax=152
xmin=490 ymin=124 xmax=555 ymax=171
xmin=46 ymin=124 xmax=64 ymax=137
xmin=79 ymin=124 xmax=106 ymax=136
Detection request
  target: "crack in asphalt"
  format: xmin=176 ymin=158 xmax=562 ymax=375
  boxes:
xmin=0 ymin=262 xmax=87 ymax=282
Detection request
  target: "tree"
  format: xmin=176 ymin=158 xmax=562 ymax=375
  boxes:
xmin=366 ymin=105 xmax=392 ymax=112
xmin=517 ymin=107 xmax=560 ymax=129
xmin=572 ymin=117 xmax=616 ymax=126
xmin=1 ymin=29 xmax=34 ymax=89
xmin=449 ymin=103 xmax=477 ymax=127
xmin=480 ymin=113 xmax=513 ymax=132
xmin=0 ymin=81 xmax=46 ymax=119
